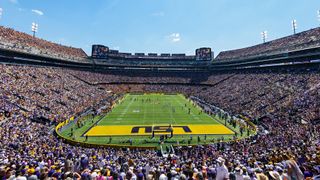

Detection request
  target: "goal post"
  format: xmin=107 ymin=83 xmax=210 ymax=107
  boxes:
xmin=151 ymin=124 xmax=155 ymax=138
xmin=151 ymin=124 xmax=174 ymax=138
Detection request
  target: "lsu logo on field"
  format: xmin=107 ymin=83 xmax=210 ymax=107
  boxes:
xmin=131 ymin=126 xmax=192 ymax=134
xmin=85 ymin=125 xmax=234 ymax=136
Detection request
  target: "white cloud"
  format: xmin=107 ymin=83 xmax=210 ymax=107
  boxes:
xmin=151 ymin=11 xmax=165 ymax=17
xmin=32 ymin=9 xmax=44 ymax=16
xmin=9 ymin=0 xmax=18 ymax=4
xmin=168 ymin=33 xmax=181 ymax=43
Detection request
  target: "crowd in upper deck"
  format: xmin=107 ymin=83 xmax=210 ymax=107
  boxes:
xmin=216 ymin=27 xmax=320 ymax=61
xmin=0 ymin=26 xmax=87 ymax=61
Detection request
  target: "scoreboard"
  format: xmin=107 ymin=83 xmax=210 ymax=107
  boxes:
xmin=91 ymin=45 xmax=109 ymax=59
xmin=196 ymin=47 xmax=213 ymax=61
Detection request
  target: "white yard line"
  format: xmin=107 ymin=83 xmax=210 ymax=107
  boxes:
xmin=143 ymin=97 xmax=146 ymax=126
xmin=168 ymin=97 xmax=177 ymax=125
xmin=177 ymin=96 xmax=200 ymax=122
xmin=152 ymin=95 xmax=155 ymax=125
xmin=118 ymin=96 xmax=135 ymax=121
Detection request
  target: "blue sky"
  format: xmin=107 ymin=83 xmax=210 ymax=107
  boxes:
xmin=1 ymin=0 xmax=320 ymax=56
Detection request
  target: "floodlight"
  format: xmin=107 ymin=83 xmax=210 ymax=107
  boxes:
xmin=31 ymin=22 xmax=39 ymax=37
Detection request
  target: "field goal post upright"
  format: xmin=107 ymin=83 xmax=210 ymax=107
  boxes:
xmin=169 ymin=124 xmax=174 ymax=138
xmin=151 ymin=124 xmax=155 ymax=139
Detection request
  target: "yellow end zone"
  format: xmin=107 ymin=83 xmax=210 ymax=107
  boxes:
xmin=84 ymin=125 xmax=234 ymax=136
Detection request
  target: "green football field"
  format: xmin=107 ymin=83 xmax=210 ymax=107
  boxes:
xmin=58 ymin=93 xmax=253 ymax=148
xmin=98 ymin=93 xmax=218 ymax=126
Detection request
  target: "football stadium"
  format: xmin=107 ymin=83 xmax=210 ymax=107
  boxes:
xmin=0 ymin=0 xmax=320 ymax=179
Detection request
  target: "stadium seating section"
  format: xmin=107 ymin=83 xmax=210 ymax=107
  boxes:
xmin=216 ymin=27 xmax=320 ymax=61
xmin=0 ymin=26 xmax=319 ymax=180
xmin=0 ymin=26 xmax=87 ymax=61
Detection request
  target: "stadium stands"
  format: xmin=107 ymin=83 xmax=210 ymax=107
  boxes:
xmin=0 ymin=25 xmax=319 ymax=180
xmin=0 ymin=64 xmax=112 ymax=123
xmin=216 ymin=27 xmax=320 ymax=61
xmin=71 ymin=70 xmax=212 ymax=85
xmin=0 ymin=26 xmax=88 ymax=61
xmin=0 ymin=64 xmax=319 ymax=179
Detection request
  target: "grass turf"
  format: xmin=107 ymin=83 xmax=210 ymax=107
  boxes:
xmin=98 ymin=93 xmax=219 ymax=126
xmin=59 ymin=94 xmax=251 ymax=148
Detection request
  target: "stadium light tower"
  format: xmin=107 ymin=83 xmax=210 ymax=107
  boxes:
xmin=292 ymin=19 xmax=297 ymax=35
xmin=0 ymin=8 xmax=3 ymax=20
xmin=317 ymin=10 xmax=320 ymax=26
xmin=261 ymin=31 xmax=268 ymax=43
xmin=31 ymin=22 xmax=38 ymax=37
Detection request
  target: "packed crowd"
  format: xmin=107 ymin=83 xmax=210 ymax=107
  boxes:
xmin=0 ymin=64 xmax=112 ymax=124
xmin=71 ymin=71 xmax=213 ymax=85
xmin=94 ymin=58 xmax=208 ymax=67
xmin=216 ymin=27 xmax=320 ymax=61
xmin=0 ymin=64 xmax=320 ymax=179
xmin=192 ymin=71 xmax=320 ymax=124
xmin=0 ymin=26 xmax=87 ymax=61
